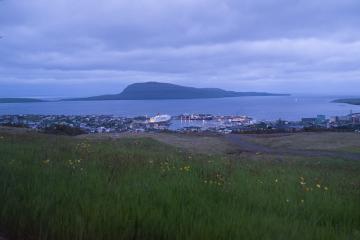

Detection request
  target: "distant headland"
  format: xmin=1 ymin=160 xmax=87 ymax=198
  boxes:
xmin=333 ymin=98 xmax=360 ymax=105
xmin=0 ymin=98 xmax=45 ymax=103
xmin=64 ymin=82 xmax=290 ymax=101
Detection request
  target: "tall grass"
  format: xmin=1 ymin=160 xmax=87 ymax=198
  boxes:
xmin=0 ymin=132 xmax=359 ymax=240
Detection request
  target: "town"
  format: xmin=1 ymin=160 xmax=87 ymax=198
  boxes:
xmin=0 ymin=112 xmax=360 ymax=135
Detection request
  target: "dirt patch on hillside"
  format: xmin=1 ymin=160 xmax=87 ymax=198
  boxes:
xmin=242 ymin=132 xmax=360 ymax=152
xmin=0 ymin=126 xmax=36 ymax=134
xmin=225 ymin=133 xmax=360 ymax=161
xmin=77 ymin=132 xmax=235 ymax=155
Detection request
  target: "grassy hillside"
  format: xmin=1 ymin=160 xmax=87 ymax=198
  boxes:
xmin=0 ymin=131 xmax=359 ymax=240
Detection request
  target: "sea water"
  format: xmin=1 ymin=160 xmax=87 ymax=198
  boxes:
xmin=0 ymin=95 xmax=359 ymax=121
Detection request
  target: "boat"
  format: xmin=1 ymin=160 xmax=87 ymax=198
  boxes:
xmin=149 ymin=114 xmax=172 ymax=123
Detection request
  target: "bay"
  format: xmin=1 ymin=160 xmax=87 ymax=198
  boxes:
xmin=0 ymin=95 xmax=359 ymax=121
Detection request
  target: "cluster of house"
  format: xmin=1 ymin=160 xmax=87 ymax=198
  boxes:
xmin=0 ymin=112 xmax=359 ymax=135
xmin=0 ymin=114 xmax=176 ymax=134
xmin=174 ymin=113 xmax=360 ymax=133
xmin=301 ymin=113 xmax=360 ymax=130
xmin=0 ymin=115 xmax=133 ymax=133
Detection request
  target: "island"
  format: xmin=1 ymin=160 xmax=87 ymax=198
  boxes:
xmin=333 ymin=98 xmax=360 ymax=105
xmin=0 ymin=98 xmax=45 ymax=103
xmin=65 ymin=82 xmax=290 ymax=101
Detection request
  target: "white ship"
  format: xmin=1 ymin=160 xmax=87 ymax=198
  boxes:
xmin=149 ymin=114 xmax=172 ymax=123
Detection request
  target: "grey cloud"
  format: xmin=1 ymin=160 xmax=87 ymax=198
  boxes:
xmin=0 ymin=0 xmax=360 ymax=96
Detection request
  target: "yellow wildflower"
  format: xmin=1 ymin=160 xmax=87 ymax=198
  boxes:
xmin=316 ymin=184 xmax=321 ymax=188
xmin=43 ymin=159 xmax=50 ymax=164
xmin=184 ymin=166 xmax=191 ymax=171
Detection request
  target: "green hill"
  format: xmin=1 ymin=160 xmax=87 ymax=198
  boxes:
xmin=65 ymin=82 xmax=289 ymax=101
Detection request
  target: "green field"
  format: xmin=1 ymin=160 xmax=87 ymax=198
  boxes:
xmin=0 ymin=130 xmax=359 ymax=240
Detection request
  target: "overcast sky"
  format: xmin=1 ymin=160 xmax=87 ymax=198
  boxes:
xmin=0 ymin=0 xmax=360 ymax=97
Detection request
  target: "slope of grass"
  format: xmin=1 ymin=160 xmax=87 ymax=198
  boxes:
xmin=0 ymin=132 xmax=359 ymax=240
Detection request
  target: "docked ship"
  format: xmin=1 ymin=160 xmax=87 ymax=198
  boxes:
xmin=149 ymin=114 xmax=172 ymax=124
